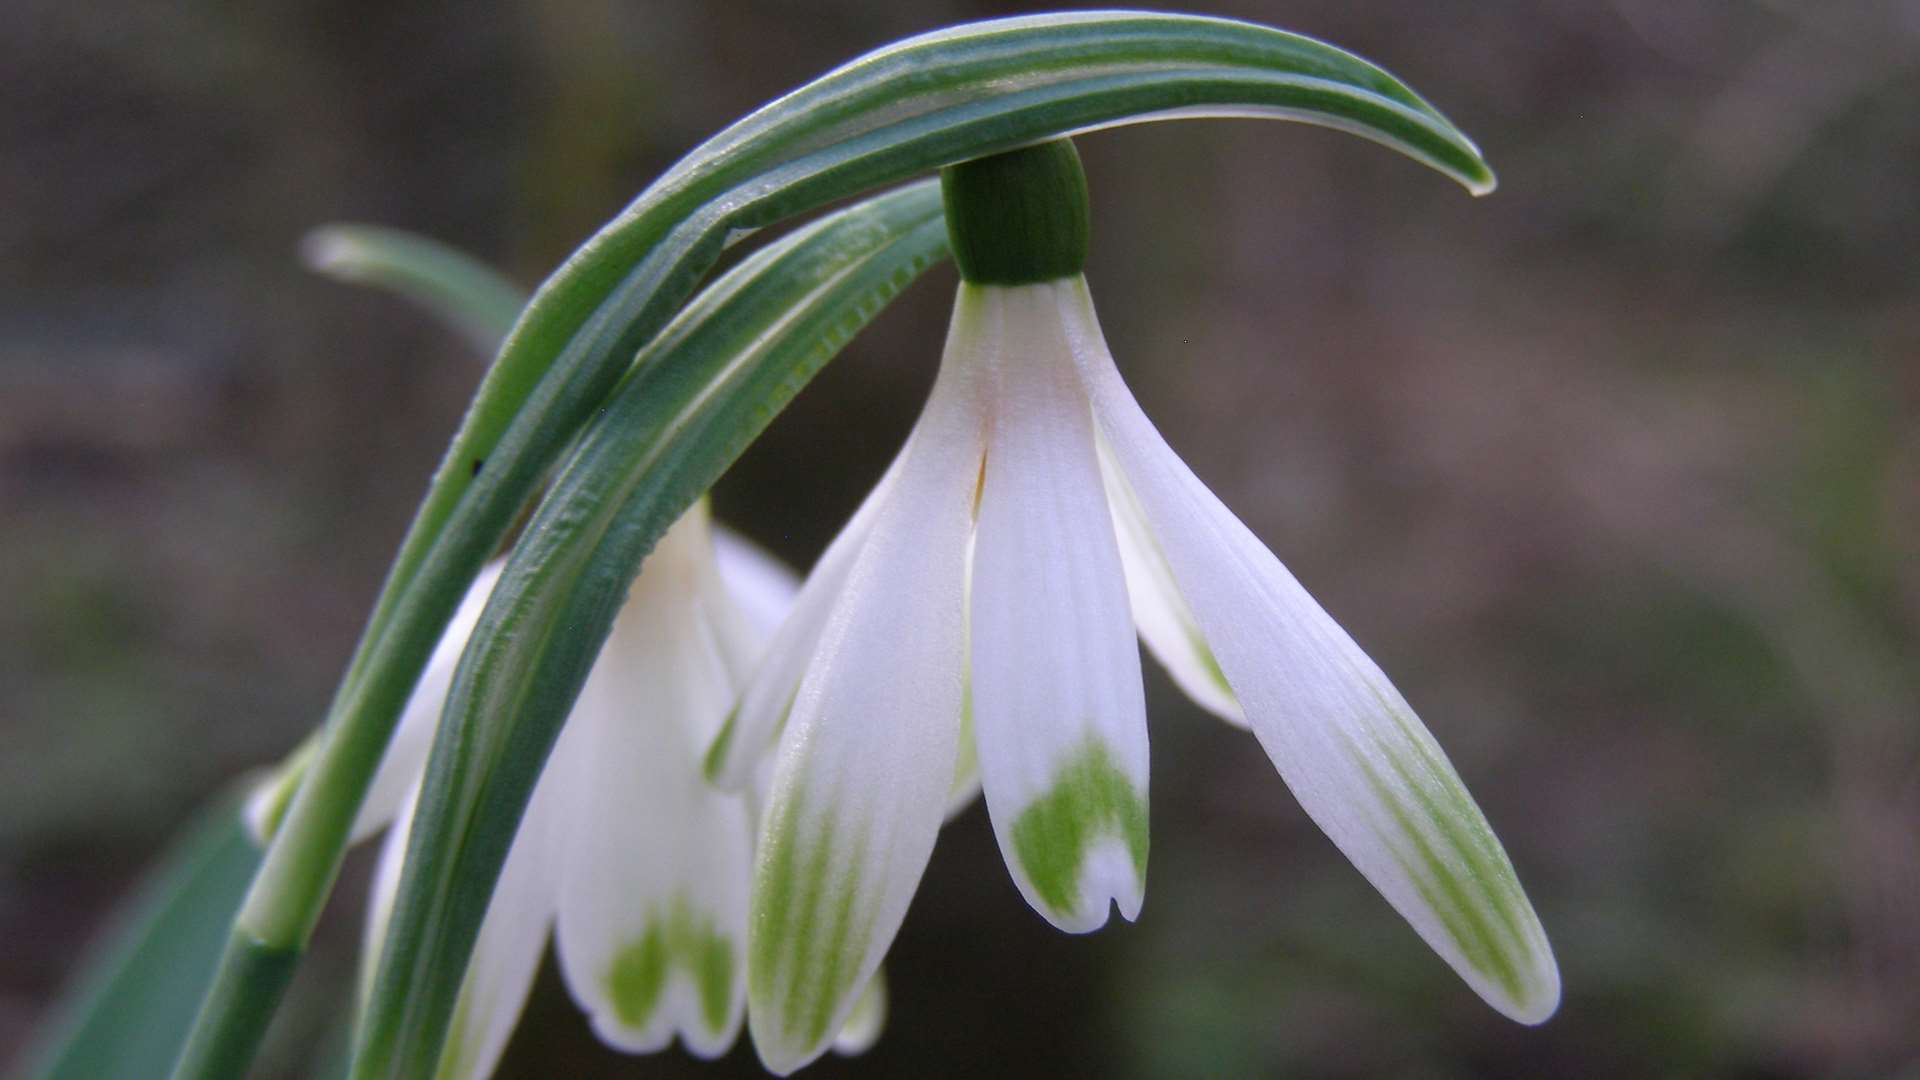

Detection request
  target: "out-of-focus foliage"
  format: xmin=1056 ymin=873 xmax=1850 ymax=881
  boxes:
xmin=2 ymin=2 xmax=1915 ymax=1077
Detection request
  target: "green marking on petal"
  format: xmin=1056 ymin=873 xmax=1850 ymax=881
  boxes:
xmin=1347 ymin=676 xmax=1535 ymax=946
xmin=607 ymin=927 xmax=669 ymax=1028
xmin=1374 ymin=700 xmax=1532 ymax=919
xmin=1101 ymin=441 xmax=1237 ymax=711
xmin=753 ymin=786 xmax=872 ymax=1048
xmin=802 ymin=830 xmax=866 ymax=1046
xmin=708 ymin=687 xmax=801 ymax=783
xmin=1355 ymin=754 xmax=1526 ymax=1002
xmin=1186 ymin=624 xmax=1236 ymax=701
xmin=1009 ymin=735 xmax=1148 ymax=915
xmin=605 ymin=899 xmax=737 ymax=1034
xmin=750 ymin=775 xmax=809 ymax=1003
xmin=1335 ymin=713 xmax=1538 ymax=1007
xmin=694 ymin=929 xmax=734 ymax=1033
xmin=702 ymin=708 xmax=738 ymax=782
xmin=950 ymin=679 xmax=978 ymax=798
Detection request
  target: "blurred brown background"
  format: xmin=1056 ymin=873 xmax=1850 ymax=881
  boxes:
xmin=3 ymin=1 xmax=1917 ymax=1076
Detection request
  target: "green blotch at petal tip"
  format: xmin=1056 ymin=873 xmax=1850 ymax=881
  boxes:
xmin=605 ymin=902 xmax=736 ymax=1034
xmin=1010 ymin=736 xmax=1148 ymax=915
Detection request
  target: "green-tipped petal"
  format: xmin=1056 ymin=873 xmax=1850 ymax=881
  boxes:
xmin=1067 ymin=277 xmax=1559 ymax=1024
xmin=963 ymin=282 xmax=1151 ymax=932
xmin=551 ymin=512 xmax=752 ymax=1058
xmin=747 ymin=326 xmax=985 ymax=1074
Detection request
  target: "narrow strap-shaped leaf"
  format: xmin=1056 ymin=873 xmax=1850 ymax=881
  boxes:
xmin=301 ymin=225 xmax=529 ymax=352
xmin=187 ymin=16 xmax=1493 ymax=1077
xmin=16 ymin=794 xmax=260 ymax=1080
xmin=354 ymin=180 xmax=947 ymax=1080
xmin=242 ymin=233 xmax=524 ymax=848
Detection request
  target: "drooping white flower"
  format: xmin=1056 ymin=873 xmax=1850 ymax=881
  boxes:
xmin=712 ymin=141 xmax=1559 ymax=1074
xmin=253 ymin=504 xmax=881 ymax=1078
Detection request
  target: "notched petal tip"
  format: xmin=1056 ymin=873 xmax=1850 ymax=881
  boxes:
xmin=1002 ymin=738 xmax=1149 ymax=935
xmin=590 ymin=909 xmax=743 ymax=1059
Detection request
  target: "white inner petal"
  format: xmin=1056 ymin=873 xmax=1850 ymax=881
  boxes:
xmin=351 ymin=561 xmax=504 ymax=843
xmin=706 ymin=454 xmax=904 ymax=791
xmin=552 ymin=568 xmax=753 ymax=1059
xmin=967 ymin=280 xmax=1151 ymax=934
xmin=1095 ymin=433 xmax=1246 ymax=726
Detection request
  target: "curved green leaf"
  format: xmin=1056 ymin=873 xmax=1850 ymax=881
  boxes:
xmin=16 ymin=795 xmax=260 ymax=1080
xmin=301 ymin=225 xmax=528 ymax=352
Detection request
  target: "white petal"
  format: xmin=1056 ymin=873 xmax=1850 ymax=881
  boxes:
xmin=967 ymin=282 xmax=1150 ymax=933
xmin=552 ymin=566 xmax=752 ymax=1058
xmin=943 ymin=535 xmax=981 ymax=822
xmin=747 ymin=316 xmax=984 ymax=1074
xmin=705 ymin=450 xmax=904 ymax=791
xmin=350 ymin=561 xmax=505 ymax=843
xmin=830 ymin=968 xmax=887 ymax=1057
xmin=1063 ymin=277 xmax=1559 ymax=1023
xmin=679 ymin=503 xmax=790 ymax=699
xmin=357 ymin=785 xmax=411 ymax=1015
xmin=362 ymin=773 xmax=558 ymax=1080
xmin=944 ymin=676 xmax=981 ymax=821
xmin=1097 ymin=440 xmax=1245 ymax=725
xmin=711 ymin=523 xmax=801 ymax=642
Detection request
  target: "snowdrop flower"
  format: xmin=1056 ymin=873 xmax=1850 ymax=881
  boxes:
xmin=253 ymin=504 xmax=881 ymax=1077
xmin=710 ymin=140 xmax=1560 ymax=1074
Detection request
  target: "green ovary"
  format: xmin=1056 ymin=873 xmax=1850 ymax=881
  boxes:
xmin=605 ymin=900 xmax=736 ymax=1034
xmin=1010 ymin=736 xmax=1148 ymax=915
